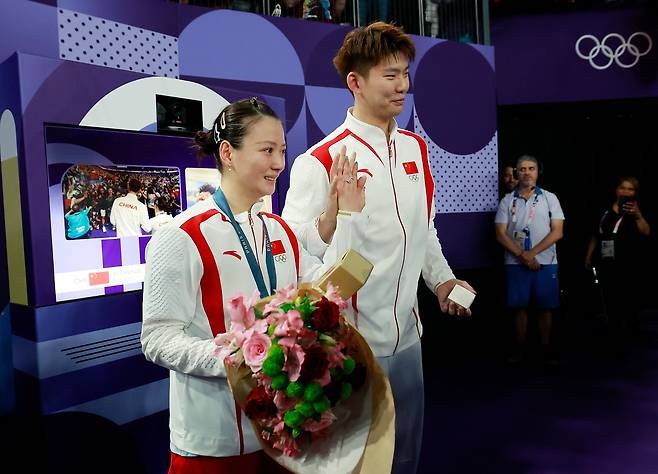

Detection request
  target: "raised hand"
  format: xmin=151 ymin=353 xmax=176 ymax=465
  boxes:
xmin=334 ymin=148 xmax=366 ymax=213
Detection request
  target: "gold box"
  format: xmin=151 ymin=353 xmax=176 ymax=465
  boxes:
xmin=313 ymin=249 xmax=373 ymax=300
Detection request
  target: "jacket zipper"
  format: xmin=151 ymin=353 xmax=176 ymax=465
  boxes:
xmin=388 ymin=140 xmax=407 ymax=355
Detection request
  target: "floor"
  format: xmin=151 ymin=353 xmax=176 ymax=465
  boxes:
xmin=5 ymin=305 xmax=658 ymax=474
xmin=418 ymin=309 xmax=658 ymax=474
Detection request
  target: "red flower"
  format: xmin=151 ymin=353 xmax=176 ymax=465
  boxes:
xmin=244 ymin=385 xmax=277 ymax=420
xmin=312 ymin=297 xmax=340 ymax=332
xmin=300 ymin=345 xmax=329 ymax=382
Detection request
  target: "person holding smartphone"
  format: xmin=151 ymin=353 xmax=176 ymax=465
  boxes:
xmin=585 ymin=176 xmax=650 ymax=342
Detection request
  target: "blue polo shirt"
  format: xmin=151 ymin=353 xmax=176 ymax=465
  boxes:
xmin=495 ymin=187 xmax=564 ymax=265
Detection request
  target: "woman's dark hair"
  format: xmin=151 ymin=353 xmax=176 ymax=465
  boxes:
xmin=193 ymin=97 xmax=280 ymax=172
xmin=155 ymin=196 xmax=169 ymax=213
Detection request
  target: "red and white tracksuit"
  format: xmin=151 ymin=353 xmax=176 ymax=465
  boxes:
xmin=282 ymin=109 xmax=457 ymax=474
xmin=282 ymin=109 xmax=455 ymax=358
xmin=141 ymin=197 xmax=357 ymax=458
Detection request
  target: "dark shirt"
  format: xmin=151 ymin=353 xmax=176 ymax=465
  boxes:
xmin=594 ymin=206 xmax=646 ymax=266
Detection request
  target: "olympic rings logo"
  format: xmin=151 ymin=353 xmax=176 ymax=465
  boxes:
xmin=575 ymin=32 xmax=652 ymax=70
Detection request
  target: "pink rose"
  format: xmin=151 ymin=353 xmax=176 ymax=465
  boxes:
xmin=243 ymin=332 xmax=272 ymax=371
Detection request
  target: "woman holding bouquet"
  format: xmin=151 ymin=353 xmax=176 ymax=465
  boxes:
xmin=141 ymin=97 xmax=365 ymax=474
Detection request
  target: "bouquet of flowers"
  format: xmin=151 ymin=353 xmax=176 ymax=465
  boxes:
xmin=215 ymin=283 xmax=394 ymax=474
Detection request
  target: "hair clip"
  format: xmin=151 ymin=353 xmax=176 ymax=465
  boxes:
xmin=213 ymin=122 xmax=221 ymax=144
xmin=219 ymin=110 xmax=226 ymax=130
xmin=250 ymin=97 xmax=259 ymax=109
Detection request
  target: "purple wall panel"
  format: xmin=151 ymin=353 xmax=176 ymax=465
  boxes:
xmin=57 ymin=9 xmax=180 ymax=78
xmin=493 ymin=7 xmax=658 ymax=105
xmin=0 ymin=0 xmax=58 ymax=65
xmin=57 ymin=0 xmax=179 ymax=36
xmin=178 ymin=10 xmax=305 ymax=85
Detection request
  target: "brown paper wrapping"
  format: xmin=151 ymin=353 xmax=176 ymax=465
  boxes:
xmin=225 ymin=302 xmax=395 ymax=474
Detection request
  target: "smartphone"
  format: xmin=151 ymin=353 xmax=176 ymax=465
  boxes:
xmin=618 ymin=196 xmax=635 ymax=213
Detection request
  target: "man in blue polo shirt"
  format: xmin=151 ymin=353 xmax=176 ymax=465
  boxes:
xmin=495 ymin=155 xmax=564 ymax=365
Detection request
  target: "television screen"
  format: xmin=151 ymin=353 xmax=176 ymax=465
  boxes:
xmin=45 ymin=124 xmax=274 ymax=303
xmin=45 ymin=124 xmax=208 ymax=302
xmin=156 ymin=94 xmax=203 ymax=136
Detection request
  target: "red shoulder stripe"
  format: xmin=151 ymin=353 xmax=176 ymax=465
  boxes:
xmin=179 ymin=209 xmax=225 ymax=336
xmin=309 ymin=129 xmax=385 ymax=178
xmin=310 ymin=129 xmax=351 ymax=178
xmin=398 ymin=130 xmax=434 ymax=225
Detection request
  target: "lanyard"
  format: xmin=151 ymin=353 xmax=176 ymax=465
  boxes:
xmin=599 ymin=210 xmax=624 ymax=236
xmin=511 ymin=191 xmax=541 ymax=225
xmin=213 ymin=188 xmax=276 ymax=298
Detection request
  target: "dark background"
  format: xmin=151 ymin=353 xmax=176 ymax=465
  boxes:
xmin=421 ymin=97 xmax=658 ymax=364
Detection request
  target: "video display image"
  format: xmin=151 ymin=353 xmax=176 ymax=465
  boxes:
xmin=45 ymin=124 xmax=208 ymax=302
xmin=184 ymin=167 xmax=221 ymax=209
xmin=62 ymin=165 xmax=181 ymax=240
xmin=183 ymin=167 xmax=272 ymax=213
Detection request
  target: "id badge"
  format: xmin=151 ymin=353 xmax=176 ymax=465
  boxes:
xmin=601 ymin=239 xmax=615 ymax=259
xmin=512 ymin=231 xmax=525 ymax=250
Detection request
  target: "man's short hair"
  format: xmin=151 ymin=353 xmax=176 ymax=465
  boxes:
xmin=333 ymin=21 xmax=416 ymax=85
xmin=128 ymin=178 xmax=142 ymax=193
xmin=516 ymin=154 xmax=539 ymax=170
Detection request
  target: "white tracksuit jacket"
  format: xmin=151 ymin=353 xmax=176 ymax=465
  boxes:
xmin=141 ymin=196 xmax=358 ymax=457
xmin=282 ymin=109 xmax=455 ymax=357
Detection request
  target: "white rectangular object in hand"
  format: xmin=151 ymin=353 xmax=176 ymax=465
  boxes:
xmin=447 ymin=284 xmax=476 ymax=309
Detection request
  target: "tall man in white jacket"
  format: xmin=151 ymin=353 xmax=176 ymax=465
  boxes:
xmin=282 ymin=21 xmax=475 ymax=474
xmin=110 ymin=178 xmax=151 ymax=237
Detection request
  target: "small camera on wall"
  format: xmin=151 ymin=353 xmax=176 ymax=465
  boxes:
xmin=156 ymin=94 xmax=203 ymax=136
